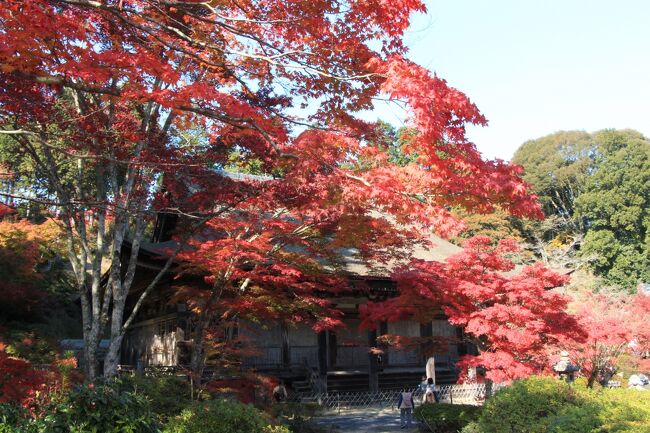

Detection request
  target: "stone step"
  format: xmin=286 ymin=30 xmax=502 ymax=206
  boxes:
xmin=292 ymin=380 xmax=312 ymax=393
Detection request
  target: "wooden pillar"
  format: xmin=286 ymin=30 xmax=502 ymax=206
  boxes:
xmin=317 ymin=331 xmax=328 ymax=393
xmin=281 ymin=324 xmax=290 ymax=367
xmin=328 ymin=331 xmax=337 ymax=368
xmin=457 ymin=327 xmax=468 ymax=357
xmin=420 ymin=321 xmax=434 ymax=362
xmin=368 ymin=328 xmax=379 ymax=393
xmin=379 ymin=321 xmax=388 ymax=366
xmin=420 ymin=322 xmax=433 ymax=337
xmin=485 ymin=379 xmax=494 ymax=398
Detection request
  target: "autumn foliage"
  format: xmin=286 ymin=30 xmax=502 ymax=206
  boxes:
xmin=361 ymin=236 xmax=584 ymax=382
xmin=0 ymin=345 xmax=46 ymax=407
xmin=561 ymin=292 xmax=650 ymax=387
xmin=0 ymin=219 xmax=65 ymax=321
xmin=0 ymin=340 xmax=83 ymax=414
xmin=0 ymin=0 xmax=546 ymax=378
xmin=173 ymin=195 xmax=354 ymax=376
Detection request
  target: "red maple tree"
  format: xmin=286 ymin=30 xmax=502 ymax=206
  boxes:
xmin=0 ymin=0 xmax=541 ymax=378
xmin=0 ymin=347 xmax=47 ymax=407
xmin=562 ymin=292 xmax=650 ymax=387
xmin=361 ymin=236 xmax=585 ymax=383
xmin=0 ymin=341 xmax=81 ymax=410
xmin=175 ymin=208 xmax=346 ymax=377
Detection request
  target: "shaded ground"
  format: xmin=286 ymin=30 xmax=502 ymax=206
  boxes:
xmin=312 ymin=407 xmax=420 ymax=433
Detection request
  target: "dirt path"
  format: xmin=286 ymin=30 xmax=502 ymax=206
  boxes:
xmin=312 ymin=407 xmax=420 ymax=433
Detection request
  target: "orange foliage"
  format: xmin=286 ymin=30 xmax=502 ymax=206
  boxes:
xmin=0 ymin=219 xmax=64 ymax=320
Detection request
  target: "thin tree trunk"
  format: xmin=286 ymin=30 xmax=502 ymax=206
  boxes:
xmin=190 ymin=318 xmax=208 ymax=384
xmin=103 ymin=326 xmax=125 ymax=377
xmin=103 ymin=284 xmax=128 ymax=376
xmin=83 ymin=325 xmax=100 ymax=380
xmin=587 ymin=369 xmax=599 ymax=388
xmin=103 ymin=212 xmax=146 ymax=377
xmin=189 ymin=277 xmax=228 ymax=387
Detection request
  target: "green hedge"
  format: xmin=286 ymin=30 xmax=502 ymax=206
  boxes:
xmin=0 ymin=404 xmax=35 ymax=433
xmin=414 ymin=403 xmax=481 ymax=433
xmin=472 ymin=376 xmax=650 ymax=433
xmin=162 ymin=399 xmax=290 ymax=433
xmin=268 ymin=402 xmax=322 ymax=433
xmin=120 ymin=375 xmax=192 ymax=423
xmin=46 ymin=379 xmax=159 ymax=433
xmin=1 ymin=378 xmax=299 ymax=433
xmin=547 ymin=387 xmax=650 ymax=433
xmin=0 ymin=380 xmax=158 ymax=433
xmin=478 ymin=376 xmax=582 ymax=433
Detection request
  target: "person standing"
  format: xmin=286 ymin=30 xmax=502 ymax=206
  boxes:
xmin=418 ymin=375 xmax=427 ymax=392
xmin=396 ymin=389 xmax=415 ymax=429
xmin=422 ymin=377 xmax=439 ymax=403
xmin=272 ymin=380 xmax=288 ymax=403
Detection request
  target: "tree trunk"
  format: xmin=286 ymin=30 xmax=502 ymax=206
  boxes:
xmin=190 ymin=319 xmax=208 ymax=384
xmin=188 ymin=278 xmax=227 ymax=387
xmin=84 ymin=333 xmax=99 ymax=381
xmin=103 ymin=291 xmax=127 ymax=377
xmin=587 ymin=369 xmax=599 ymax=388
xmin=103 ymin=334 xmax=125 ymax=377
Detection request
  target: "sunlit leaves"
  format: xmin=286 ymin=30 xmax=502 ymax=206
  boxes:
xmin=361 ymin=236 xmax=583 ymax=382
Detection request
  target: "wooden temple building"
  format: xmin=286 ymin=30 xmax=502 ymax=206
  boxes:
xmin=119 ymin=182 xmax=473 ymax=393
xmin=120 ymin=236 xmax=472 ymax=392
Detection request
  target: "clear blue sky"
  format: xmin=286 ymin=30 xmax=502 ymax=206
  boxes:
xmin=372 ymin=0 xmax=650 ymax=161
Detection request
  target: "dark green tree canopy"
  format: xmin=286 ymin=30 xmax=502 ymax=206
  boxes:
xmin=512 ymin=130 xmax=595 ymax=222
xmin=576 ymin=130 xmax=650 ymax=288
xmin=513 ymin=129 xmax=650 ymax=289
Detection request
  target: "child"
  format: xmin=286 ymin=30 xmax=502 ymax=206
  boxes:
xmin=396 ymin=390 xmax=415 ymax=429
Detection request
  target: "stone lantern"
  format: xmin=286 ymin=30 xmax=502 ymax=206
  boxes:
xmin=553 ymin=351 xmax=579 ymax=383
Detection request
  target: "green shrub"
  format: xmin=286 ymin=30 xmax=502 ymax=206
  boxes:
xmin=546 ymin=403 xmax=602 ymax=433
xmin=547 ymin=387 xmax=650 ymax=433
xmin=2 ymin=330 xmax=59 ymax=365
xmin=0 ymin=404 xmax=36 ymax=433
xmin=475 ymin=376 xmax=650 ymax=433
xmin=414 ymin=403 xmax=481 ymax=433
xmin=269 ymin=402 xmax=322 ymax=433
xmin=601 ymin=387 xmax=650 ymax=432
xmin=42 ymin=379 xmax=159 ymax=433
xmin=477 ymin=377 xmax=583 ymax=433
xmin=121 ymin=375 xmax=192 ymax=423
xmin=163 ymin=399 xmax=289 ymax=433
xmin=459 ymin=422 xmax=483 ymax=433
